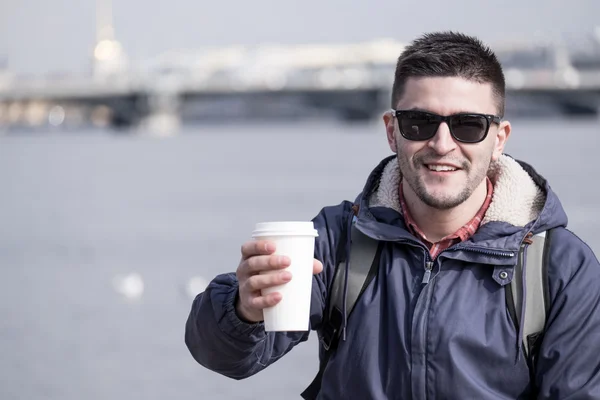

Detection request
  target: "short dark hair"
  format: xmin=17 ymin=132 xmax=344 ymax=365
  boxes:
xmin=391 ymin=31 xmax=506 ymax=117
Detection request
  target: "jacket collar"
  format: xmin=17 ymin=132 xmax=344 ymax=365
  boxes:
xmin=368 ymin=154 xmax=546 ymax=228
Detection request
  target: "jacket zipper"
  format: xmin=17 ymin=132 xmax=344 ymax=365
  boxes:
xmin=446 ymin=246 xmax=516 ymax=258
xmin=393 ymin=239 xmax=435 ymax=285
xmin=421 ymin=247 xmax=514 ymax=285
xmin=411 ymin=252 xmax=437 ymax=399
xmin=422 ymin=261 xmax=434 ymax=284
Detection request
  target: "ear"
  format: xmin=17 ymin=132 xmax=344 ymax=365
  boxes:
xmin=383 ymin=111 xmax=398 ymax=153
xmin=491 ymin=120 xmax=511 ymax=161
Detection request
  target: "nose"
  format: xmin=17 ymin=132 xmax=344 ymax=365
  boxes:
xmin=427 ymin=122 xmax=457 ymax=155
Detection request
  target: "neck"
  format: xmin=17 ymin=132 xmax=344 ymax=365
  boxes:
xmin=401 ymin=179 xmax=488 ymax=242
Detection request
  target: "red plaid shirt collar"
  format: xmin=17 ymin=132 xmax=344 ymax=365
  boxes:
xmin=398 ymin=177 xmax=494 ymax=259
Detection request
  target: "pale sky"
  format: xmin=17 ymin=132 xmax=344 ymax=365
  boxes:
xmin=1 ymin=0 xmax=599 ymax=76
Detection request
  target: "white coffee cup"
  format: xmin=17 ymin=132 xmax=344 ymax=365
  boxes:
xmin=251 ymin=221 xmax=319 ymax=332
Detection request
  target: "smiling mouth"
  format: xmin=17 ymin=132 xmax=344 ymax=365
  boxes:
xmin=424 ymin=164 xmax=459 ymax=172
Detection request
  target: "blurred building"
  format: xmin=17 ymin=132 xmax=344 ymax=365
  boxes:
xmin=0 ymin=21 xmax=599 ymax=134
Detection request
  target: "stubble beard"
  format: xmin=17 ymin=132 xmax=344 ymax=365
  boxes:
xmin=396 ymin=147 xmax=492 ymax=210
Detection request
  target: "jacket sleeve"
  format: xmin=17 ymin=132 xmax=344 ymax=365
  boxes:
xmin=536 ymin=228 xmax=600 ymax=399
xmin=184 ymin=201 xmax=352 ymax=379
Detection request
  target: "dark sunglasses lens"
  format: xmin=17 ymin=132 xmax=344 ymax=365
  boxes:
xmin=450 ymin=115 xmax=488 ymax=142
xmin=399 ymin=113 xmax=439 ymax=140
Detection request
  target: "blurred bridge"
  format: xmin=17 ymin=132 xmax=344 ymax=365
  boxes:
xmin=1 ymin=36 xmax=599 ymax=133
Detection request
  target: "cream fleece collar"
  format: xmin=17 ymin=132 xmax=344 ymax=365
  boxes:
xmin=369 ymin=155 xmax=546 ymax=227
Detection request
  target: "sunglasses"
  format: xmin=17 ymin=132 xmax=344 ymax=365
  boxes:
xmin=391 ymin=109 xmax=502 ymax=143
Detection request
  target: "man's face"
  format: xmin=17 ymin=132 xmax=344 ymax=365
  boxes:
xmin=383 ymin=76 xmax=511 ymax=210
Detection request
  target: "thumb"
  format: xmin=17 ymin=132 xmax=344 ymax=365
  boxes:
xmin=312 ymin=259 xmax=323 ymax=275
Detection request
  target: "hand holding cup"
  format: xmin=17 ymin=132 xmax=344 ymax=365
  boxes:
xmin=235 ymin=222 xmax=321 ymax=330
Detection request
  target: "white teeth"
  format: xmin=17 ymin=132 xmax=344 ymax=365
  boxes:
xmin=427 ymin=165 xmax=456 ymax=172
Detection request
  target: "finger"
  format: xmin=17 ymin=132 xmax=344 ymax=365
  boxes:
xmin=313 ymin=259 xmax=323 ymax=274
xmin=241 ymin=240 xmax=276 ymax=260
xmin=236 ymin=255 xmax=289 ymax=280
xmin=248 ymin=292 xmax=283 ymax=309
xmin=245 ymin=271 xmax=292 ymax=291
xmin=244 ymin=254 xmax=291 ymax=274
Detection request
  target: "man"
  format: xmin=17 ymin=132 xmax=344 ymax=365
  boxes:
xmin=185 ymin=32 xmax=600 ymax=399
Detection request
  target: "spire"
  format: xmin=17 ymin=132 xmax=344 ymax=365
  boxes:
xmin=92 ymin=0 xmax=127 ymax=79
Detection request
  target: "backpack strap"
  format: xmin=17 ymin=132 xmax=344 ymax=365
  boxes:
xmin=509 ymin=230 xmax=552 ymax=358
xmin=327 ymin=219 xmax=381 ymax=342
xmin=301 ymin=216 xmax=381 ymax=400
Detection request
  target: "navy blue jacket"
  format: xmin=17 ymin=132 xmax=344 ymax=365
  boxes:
xmin=185 ymin=155 xmax=600 ymax=399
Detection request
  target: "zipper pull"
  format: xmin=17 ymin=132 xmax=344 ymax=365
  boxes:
xmin=422 ymin=261 xmax=434 ymax=284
